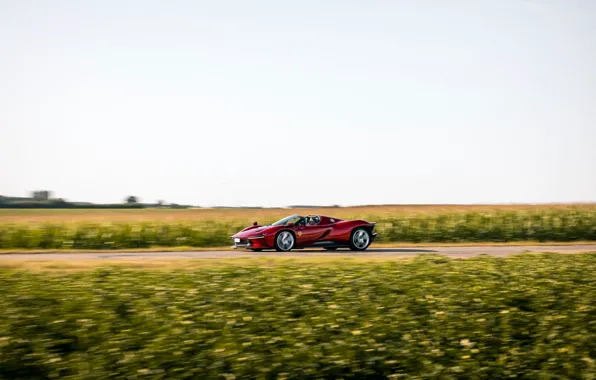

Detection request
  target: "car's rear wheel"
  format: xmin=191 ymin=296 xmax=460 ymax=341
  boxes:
xmin=274 ymin=231 xmax=295 ymax=252
xmin=349 ymin=228 xmax=371 ymax=251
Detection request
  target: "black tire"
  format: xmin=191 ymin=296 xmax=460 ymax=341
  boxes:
xmin=324 ymin=247 xmax=338 ymax=251
xmin=349 ymin=228 xmax=372 ymax=251
xmin=274 ymin=230 xmax=295 ymax=252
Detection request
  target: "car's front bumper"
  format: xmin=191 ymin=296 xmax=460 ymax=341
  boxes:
xmin=231 ymin=236 xmax=269 ymax=250
xmin=232 ymin=241 xmax=250 ymax=249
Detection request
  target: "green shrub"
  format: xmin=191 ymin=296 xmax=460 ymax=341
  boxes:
xmin=1 ymin=254 xmax=596 ymax=378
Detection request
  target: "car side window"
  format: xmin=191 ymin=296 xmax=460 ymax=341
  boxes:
xmin=306 ymin=216 xmax=320 ymax=225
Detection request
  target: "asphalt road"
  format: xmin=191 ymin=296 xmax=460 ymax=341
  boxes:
xmin=1 ymin=245 xmax=595 ymax=261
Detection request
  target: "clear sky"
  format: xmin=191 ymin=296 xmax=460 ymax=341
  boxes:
xmin=1 ymin=0 xmax=595 ymax=207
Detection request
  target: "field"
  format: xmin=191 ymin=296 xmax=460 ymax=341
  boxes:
xmin=1 ymin=204 xmax=595 ymax=250
xmin=2 ymin=204 xmax=595 ymax=223
xmin=2 ymin=253 xmax=596 ymax=379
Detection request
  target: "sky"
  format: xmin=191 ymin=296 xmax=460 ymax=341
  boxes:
xmin=1 ymin=0 xmax=595 ymax=207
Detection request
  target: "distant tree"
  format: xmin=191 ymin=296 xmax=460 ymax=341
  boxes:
xmin=126 ymin=196 xmax=138 ymax=204
xmin=157 ymin=200 xmax=164 ymax=206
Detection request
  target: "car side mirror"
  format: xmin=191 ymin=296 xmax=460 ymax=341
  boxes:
xmin=285 ymin=222 xmax=294 ymax=228
xmin=253 ymin=221 xmax=258 ymax=226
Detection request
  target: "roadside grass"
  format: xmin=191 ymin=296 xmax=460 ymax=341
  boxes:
xmin=2 ymin=253 xmax=596 ymax=378
xmin=0 ymin=256 xmax=420 ymax=272
xmin=1 ymin=251 xmax=595 ymax=272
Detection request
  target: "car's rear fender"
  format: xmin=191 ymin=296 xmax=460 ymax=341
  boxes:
xmin=330 ymin=220 xmax=376 ymax=242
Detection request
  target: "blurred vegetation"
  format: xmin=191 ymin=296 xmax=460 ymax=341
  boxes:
xmin=1 ymin=254 xmax=596 ymax=378
xmin=0 ymin=208 xmax=594 ymax=249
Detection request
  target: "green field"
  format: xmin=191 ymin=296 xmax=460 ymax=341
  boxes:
xmin=0 ymin=205 xmax=595 ymax=250
xmin=1 ymin=254 xmax=596 ymax=379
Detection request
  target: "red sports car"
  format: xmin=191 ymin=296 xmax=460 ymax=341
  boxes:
xmin=231 ymin=215 xmax=377 ymax=252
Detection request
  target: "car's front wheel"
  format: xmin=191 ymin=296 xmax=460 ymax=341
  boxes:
xmin=274 ymin=230 xmax=295 ymax=252
xmin=349 ymin=228 xmax=371 ymax=251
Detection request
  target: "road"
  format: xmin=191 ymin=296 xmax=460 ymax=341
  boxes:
xmin=1 ymin=245 xmax=595 ymax=261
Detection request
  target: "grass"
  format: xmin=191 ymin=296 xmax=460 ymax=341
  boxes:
xmin=0 ymin=256 xmax=422 ymax=272
xmin=2 ymin=253 xmax=596 ymax=378
xmin=1 ymin=252 xmax=595 ymax=272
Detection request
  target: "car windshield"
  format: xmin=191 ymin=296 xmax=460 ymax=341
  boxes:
xmin=271 ymin=215 xmax=303 ymax=226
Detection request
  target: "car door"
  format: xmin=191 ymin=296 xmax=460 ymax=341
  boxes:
xmin=295 ymin=217 xmax=332 ymax=246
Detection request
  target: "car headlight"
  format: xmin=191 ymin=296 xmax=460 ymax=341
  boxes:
xmin=248 ymin=234 xmax=265 ymax=239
